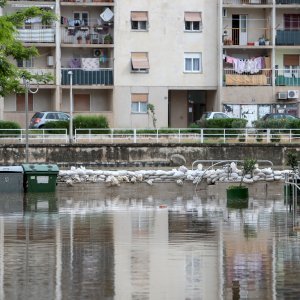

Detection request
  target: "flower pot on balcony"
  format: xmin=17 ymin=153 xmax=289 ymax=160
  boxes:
xmin=77 ymin=36 xmax=82 ymax=44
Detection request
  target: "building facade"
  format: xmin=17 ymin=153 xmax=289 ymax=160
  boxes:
xmin=0 ymin=0 xmax=299 ymax=128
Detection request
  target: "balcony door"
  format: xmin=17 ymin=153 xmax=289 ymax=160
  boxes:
xmin=232 ymin=14 xmax=248 ymax=46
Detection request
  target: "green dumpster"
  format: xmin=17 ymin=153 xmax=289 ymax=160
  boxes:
xmin=22 ymin=164 xmax=59 ymax=193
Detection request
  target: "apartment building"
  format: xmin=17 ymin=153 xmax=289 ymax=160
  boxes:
xmin=0 ymin=0 xmax=219 ymax=128
xmin=221 ymin=0 xmax=300 ymax=126
xmin=0 ymin=0 xmax=299 ymax=128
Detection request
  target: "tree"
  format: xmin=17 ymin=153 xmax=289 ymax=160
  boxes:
xmin=0 ymin=0 xmax=56 ymax=96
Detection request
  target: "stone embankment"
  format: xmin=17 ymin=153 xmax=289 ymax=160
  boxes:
xmin=58 ymin=162 xmax=290 ymax=187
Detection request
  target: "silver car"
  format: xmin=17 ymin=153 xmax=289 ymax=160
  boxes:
xmin=29 ymin=111 xmax=70 ymax=128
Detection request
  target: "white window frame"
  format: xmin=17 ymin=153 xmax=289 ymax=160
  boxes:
xmin=131 ymin=102 xmax=148 ymax=113
xmin=185 ymin=21 xmax=201 ymax=32
xmin=184 ymin=53 xmax=202 ymax=73
xmin=73 ymin=11 xmax=89 ymax=26
xmin=131 ymin=93 xmax=148 ymax=113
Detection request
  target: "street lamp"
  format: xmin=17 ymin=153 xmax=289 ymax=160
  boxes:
xmin=22 ymin=78 xmax=39 ymax=163
xmin=68 ymin=71 xmax=73 ymax=143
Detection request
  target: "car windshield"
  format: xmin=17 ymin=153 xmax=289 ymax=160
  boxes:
xmin=32 ymin=112 xmax=44 ymax=119
xmin=201 ymin=112 xmax=212 ymax=119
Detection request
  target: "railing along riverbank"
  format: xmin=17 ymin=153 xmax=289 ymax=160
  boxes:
xmin=1 ymin=128 xmax=300 ymax=144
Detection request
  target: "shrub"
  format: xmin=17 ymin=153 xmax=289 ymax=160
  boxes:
xmin=0 ymin=120 xmax=21 ymax=136
xmin=202 ymin=118 xmax=247 ymax=129
xmin=43 ymin=115 xmax=110 ymax=134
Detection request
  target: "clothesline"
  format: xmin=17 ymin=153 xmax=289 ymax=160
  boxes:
xmin=224 ymin=55 xmax=266 ymax=74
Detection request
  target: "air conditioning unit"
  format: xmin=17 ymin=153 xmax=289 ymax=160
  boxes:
xmin=277 ymin=92 xmax=288 ymax=100
xmin=288 ymin=90 xmax=299 ymax=99
xmin=93 ymin=49 xmax=101 ymax=57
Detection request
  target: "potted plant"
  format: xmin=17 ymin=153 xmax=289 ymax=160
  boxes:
xmin=77 ymin=35 xmax=82 ymax=44
xmin=104 ymin=34 xmax=113 ymax=44
xmin=265 ymin=38 xmax=270 ymax=46
xmin=226 ymin=158 xmax=257 ymax=208
xmin=85 ymin=34 xmax=91 ymax=44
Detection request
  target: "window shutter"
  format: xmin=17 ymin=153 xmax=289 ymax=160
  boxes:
xmin=284 ymin=55 xmax=300 ymax=66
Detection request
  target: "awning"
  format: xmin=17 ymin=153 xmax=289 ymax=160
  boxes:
xmin=131 ymin=52 xmax=149 ymax=69
xmin=131 ymin=94 xmax=148 ymax=102
xmin=184 ymin=12 xmax=202 ymax=22
xmin=131 ymin=12 xmax=148 ymax=22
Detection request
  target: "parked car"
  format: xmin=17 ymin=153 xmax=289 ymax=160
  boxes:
xmin=200 ymin=112 xmax=229 ymax=120
xmin=29 ymin=111 xmax=70 ymax=129
xmin=261 ymin=113 xmax=299 ymax=121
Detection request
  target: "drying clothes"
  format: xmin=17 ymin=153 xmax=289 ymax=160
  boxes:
xmin=69 ymin=58 xmax=81 ymax=68
xmin=81 ymin=58 xmax=99 ymax=70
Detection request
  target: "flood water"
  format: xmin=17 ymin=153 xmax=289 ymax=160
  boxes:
xmin=0 ymin=187 xmax=300 ymax=300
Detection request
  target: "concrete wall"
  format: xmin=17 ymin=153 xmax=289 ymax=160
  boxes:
xmin=1 ymin=143 xmax=299 ymax=166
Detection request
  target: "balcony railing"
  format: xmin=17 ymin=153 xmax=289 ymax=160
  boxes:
xmin=17 ymin=26 xmax=55 ymax=43
xmin=223 ymin=0 xmax=272 ymax=4
xmin=276 ymin=30 xmax=300 ymax=45
xmin=224 ymin=69 xmax=272 ymax=86
xmin=61 ymin=68 xmax=113 ymax=85
xmin=276 ymin=0 xmax=300 ymax=4
xmin=19 ymin=68 xmax=55 ymax=84
xmin=275 ymin=69 xmax=300 ymax=86
xmin=61 ymin=0 xmax=114 ymax=3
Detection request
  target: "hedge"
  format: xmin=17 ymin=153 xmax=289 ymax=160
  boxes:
xmin=43 ymin=115 xmax=110 ymax=134
xmin=0 ymin=120 xmax=21 ymax=136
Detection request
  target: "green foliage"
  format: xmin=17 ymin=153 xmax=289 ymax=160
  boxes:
xmin=0 ymin=120 xmax=21 ymax=136
xmin=0 ymin=5 xmax=56 ymax=96
xmin=286 ymin=152 xmax=298 ymax=172
xmin=199 ymin=118 xmax=247 ymax=129
xmin=254 ymin=119 xmax=300 ymax=130
xmin=73 ymin=115 xmax=109 ymax=130
xmin=43 ymin=115 xmax=110 ymax=134
xmin=243 ymin=158 xmax=257 ymax=175
xmin=147 ymin=104 xmax=157 ymax=128
xmin=270 ymin=130 xmax=281 ymax=143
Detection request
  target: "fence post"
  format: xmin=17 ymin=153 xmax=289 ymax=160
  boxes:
xmin=245 ymin=128 xmax=248 ymax=143
xmin=267 ymin=129 xmax=270 ymax=143
xmin=133 ymin=128 xmax=137 ymax=143
xmin=111 ymin=128 xmax=114 ymax=144
xmin=224 ymin=129 xmax=226 ymax=143
xmin=289 ymin=129 xmax=292 ymax=143
xmin=156 ymin=129 xmax=159 ymax=143
xmin=178 ymin=129 xmax=181 ymax=143
xmin=200 ymin=129 xmax=204 ymax=143
xmin=89 ymin=129 xmax=91 ymax=143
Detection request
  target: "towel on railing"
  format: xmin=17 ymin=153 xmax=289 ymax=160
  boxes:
xmin=69 ymin=58 xmax=81 ymax=68
xmin=81 ymin=58 xmax=99 ymax=70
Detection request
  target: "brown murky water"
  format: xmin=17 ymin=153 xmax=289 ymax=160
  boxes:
xmin=0 ymin=188 xmax=300 ymax=300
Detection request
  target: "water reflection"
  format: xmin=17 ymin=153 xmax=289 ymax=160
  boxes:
xmin=0 ymin=189 xmax=300 ymax=299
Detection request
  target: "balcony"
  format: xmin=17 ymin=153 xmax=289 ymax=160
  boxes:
xmin=223 ymin=0 xmax=272 ymax=5
xmin=276 ymin=0 xmax=300 ymax=4
xmin=223 ymin=69 xmax=272 ymax=86
xmin=275 ymin=69 xmax=300 ymax=86
xmin=19 ymin=68 xmax=55 ymax=85
xmin=17 ymin=26 xmax=55 ymax=43
xmin=61 ymin=0 xmax=113 ymax=3
xmin=61 ymin=57 xmax=113 ymax=86
xmin=276 ymin=30 xmax=300 ymax=45
xmin=61 ymin=18 xmax=113 ymax=45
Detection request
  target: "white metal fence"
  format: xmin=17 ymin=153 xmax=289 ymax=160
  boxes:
xmin=1 ymin=128 xmax=300 ymax=144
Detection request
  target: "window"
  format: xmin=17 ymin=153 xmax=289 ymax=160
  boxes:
xmin=184 ymin=53 xmax=202 ymax=72
xmin=16 ymin=94 xmax=33 ymax=111
xmin=131 ymin=52 xmax=150 ymax=72
xmin=73 ymin=12 xmax=89 ymax=26
xmin=284 ymin=14 xmax=300 ymax=30
xmin=184 ymin=12 xmax=202 ymax=32
xmin=74 ymin=94 xmax=90 ymax=111
xmin=131 ymin=94 xmax=148 ymax=113
xmin=17 ymin=57 xmax=34 ymax=68
xmin=284 ymin=54 xmax=300 ymax=78
xmin=131 ymin=11 xmax=148 ymax=31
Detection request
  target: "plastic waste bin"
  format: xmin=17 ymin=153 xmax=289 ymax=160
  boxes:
xmin=22 ymin=164 xmax=59 ymax=193
xmin=0 ymin=166 xmax=24 ymax=192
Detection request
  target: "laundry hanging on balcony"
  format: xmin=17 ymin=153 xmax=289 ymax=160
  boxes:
xmin=224 ymin=55 xmax=266 ymax=74
xmin=81 ymin=58 xmax=100 ymax=70
xmin=100 ymin=8 xmax=114 ymax=23
xmin=25 ymin=17 xmax=42 ymax=24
